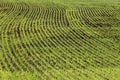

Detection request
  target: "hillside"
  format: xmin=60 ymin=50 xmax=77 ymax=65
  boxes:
xmin=0 ymin=0 xmax=120 ymax=80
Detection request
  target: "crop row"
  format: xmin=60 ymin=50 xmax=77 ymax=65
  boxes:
xmin=0 ymin=2 xmax=120 ymax=79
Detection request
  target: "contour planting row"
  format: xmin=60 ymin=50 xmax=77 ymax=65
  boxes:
xmin=0 ymin=2 xmax=120 ymax=79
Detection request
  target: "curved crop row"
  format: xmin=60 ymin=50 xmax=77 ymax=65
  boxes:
xmin=0 ymin=2 xmax=120 ymax=80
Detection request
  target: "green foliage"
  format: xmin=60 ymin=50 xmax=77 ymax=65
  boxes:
xmin=0 ymin=0 xmax=120 ymax=80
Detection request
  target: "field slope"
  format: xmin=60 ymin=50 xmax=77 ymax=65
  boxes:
xmin=0 ymin=0 xmax=120 ymax=80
